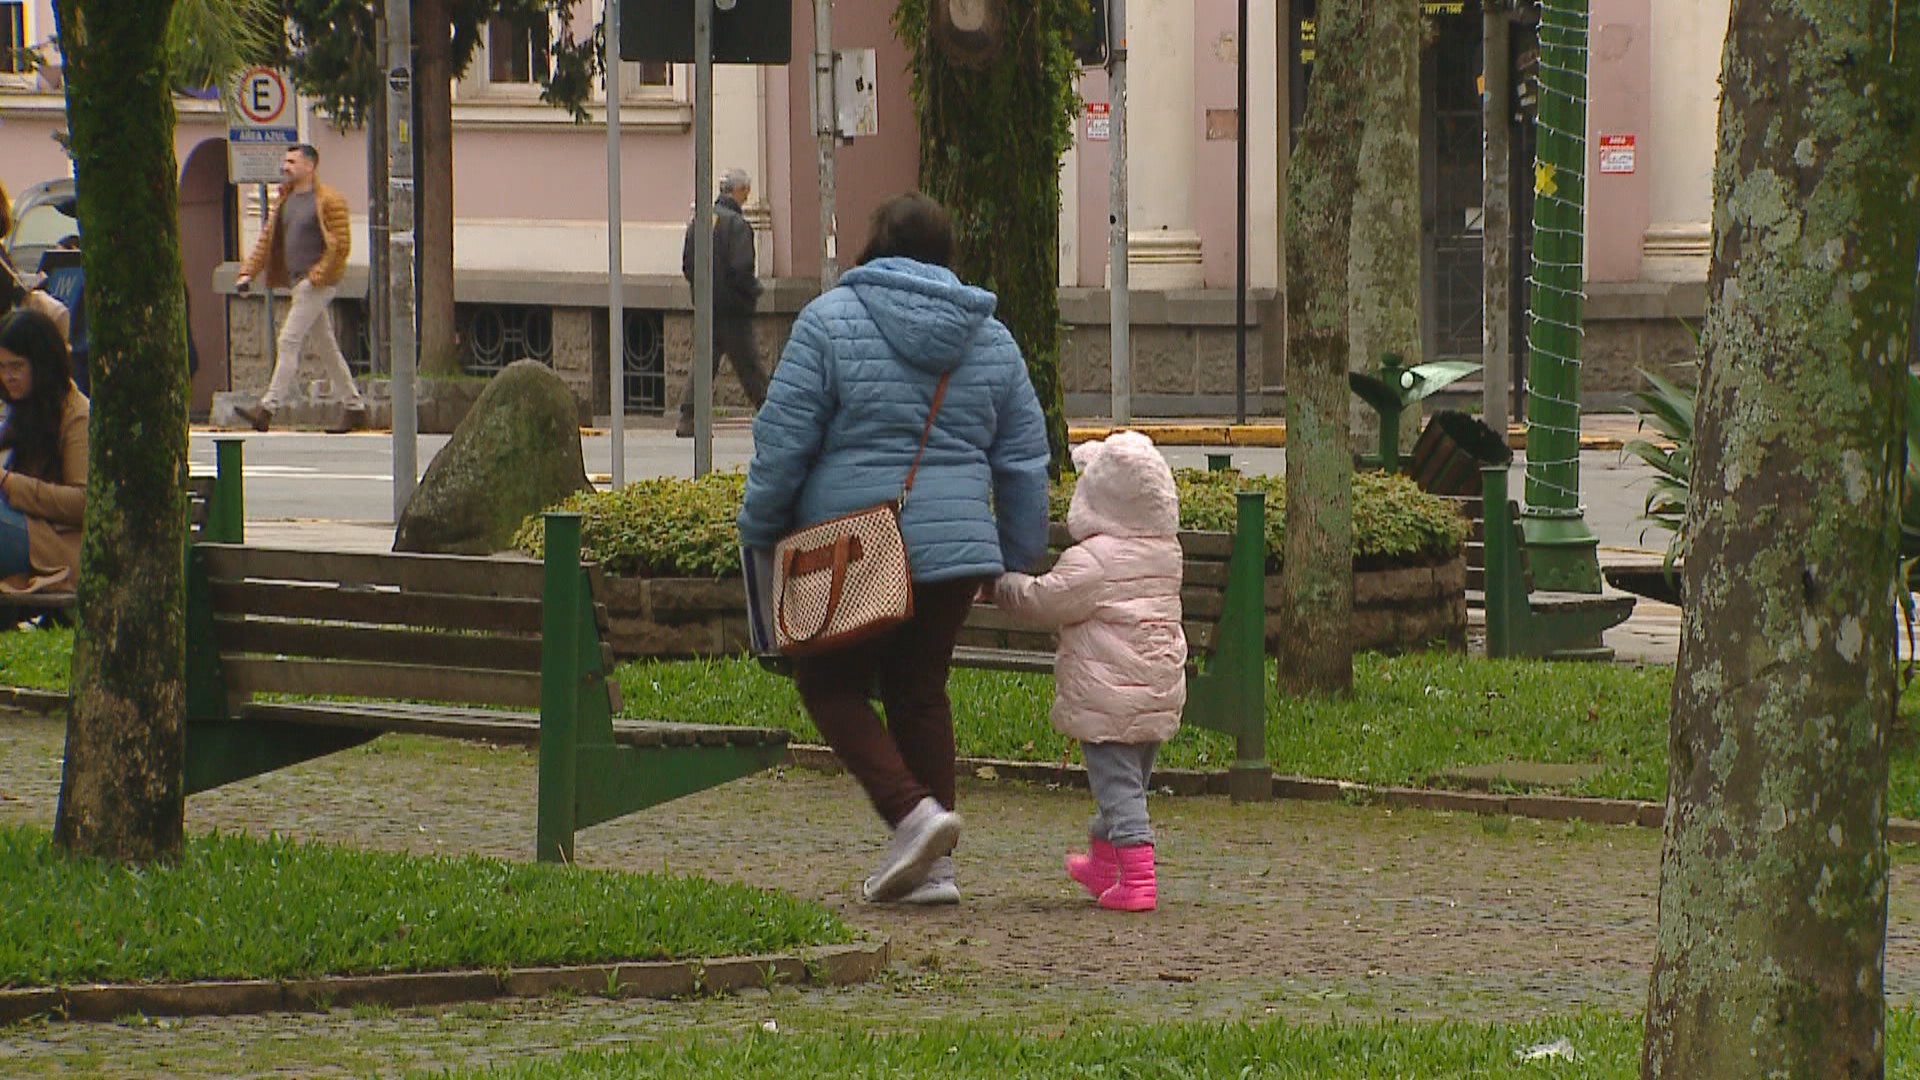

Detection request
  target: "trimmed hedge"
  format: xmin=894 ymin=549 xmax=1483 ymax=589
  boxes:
xmin=515 ymin=469 xmax=1469 ymax=578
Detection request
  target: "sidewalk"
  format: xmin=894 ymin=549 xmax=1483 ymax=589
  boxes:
xmin=1067 ymin=411 xmax=1653 ymax=452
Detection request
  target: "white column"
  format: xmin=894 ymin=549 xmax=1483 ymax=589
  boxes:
xmin=1123 ymin=0 xmax=1204 ymax=289
xmin=1641 ymin=0 xmax=1727 ymax=282
xmin=1248 ymin=0 xmax=1278 ymax=289
xmin=711 ymin=63 xmax=772 ymax=268
xmin=1059 ymin=137 xmax=1079 ymax=287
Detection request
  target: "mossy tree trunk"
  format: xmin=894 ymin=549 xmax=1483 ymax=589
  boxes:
xmin=1346 ymin=0 xmax=1421 ymax=449
xmin=415 ymin=0 xmax=460 ymax=377
xmin=1641 ymin=2 xmax=1920 ymax=1074
xmin=893 ymin=0 xmax=1082 ymax=474
xmin=50 ymin=0 xmax=192 ymax=864
xmin=1278 ymin=0 xmax=1367 ymax=696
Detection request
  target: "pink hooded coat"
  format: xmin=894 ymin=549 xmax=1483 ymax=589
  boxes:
xmin=994 ymin=431 xmax=1187 ymax=744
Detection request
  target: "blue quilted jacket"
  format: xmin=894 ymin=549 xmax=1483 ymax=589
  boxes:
xmin=738 ymin=257 xmax=1052 ymax=582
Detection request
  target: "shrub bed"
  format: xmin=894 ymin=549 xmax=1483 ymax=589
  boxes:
xmin=514 ymin=468 xmax=1468 ymax=576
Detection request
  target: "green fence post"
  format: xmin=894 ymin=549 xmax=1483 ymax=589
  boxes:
xmin=1482 ymin=465 xmax=1519 ymax=659
xmin=1223 ymin=490 xmax=1271 ymax=801
xmin=212 ymin=437 xmax=244 ymax=544
xmin=537 ymin=512 xmax=584 ymax=864
xmin=1206 ymin=452 xmax=1232 ymax=473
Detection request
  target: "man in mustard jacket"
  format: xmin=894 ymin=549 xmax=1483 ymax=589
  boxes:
xmin=234 ymin=144 xmax=368 ymax=434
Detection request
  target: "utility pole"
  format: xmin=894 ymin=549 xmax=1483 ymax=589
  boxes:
xmin=1108 ymin=0 xmax=1130 ymax=425
xmin=813 ymin=0 xmax=838 ymax=289
xmin=691 ymin=0 xmax=715 ymax=476
xmin=607 ymin=0 xmax=626 ymax=487
xmin=385 ymin=0 xmax=417 ymax=517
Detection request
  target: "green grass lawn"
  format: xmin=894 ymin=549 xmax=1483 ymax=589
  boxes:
xmin=448 ymin=1009 xmax=1920 ymax=1078
xmin=0 ymin=825 xmax=849 ymax=988
xmin=10 ymin=626 xmax=1920 ymax=819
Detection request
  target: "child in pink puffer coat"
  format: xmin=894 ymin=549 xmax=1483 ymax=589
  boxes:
xmin=993 ymin=430 xmax=1185 ymax=912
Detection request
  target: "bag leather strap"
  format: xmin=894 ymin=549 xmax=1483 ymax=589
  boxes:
xmin=898 ymin=373 xmax=953 ymax=509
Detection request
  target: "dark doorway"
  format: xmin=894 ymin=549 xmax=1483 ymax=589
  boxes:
xmin=178 ymin=139 xmax=233 ymax=421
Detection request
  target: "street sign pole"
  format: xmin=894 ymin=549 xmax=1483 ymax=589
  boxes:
xmin=692 ymin=0 xmax=715 ymax=477
xmin=386 ymin=0 xmax=418 ymax=518
xmin=607 ymin=0 xmax=627 ymax=487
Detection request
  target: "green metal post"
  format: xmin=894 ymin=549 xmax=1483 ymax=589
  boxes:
xmin=1223 ymin=490 xmax=1270 ymax=801
xmin=1206 ymin=452 xmax=1232 ymax=472
xmin=1375 ymin=357 xmax=1407 ymax=474
xmin=537 ymin=512 xmax=584 ymax=863
xmin=1482 ymin=465 xmax=1522 ymax=659
xmin=1520 ymin=0 xmax=1601 ymax=592
xmin=212 ymin=438 xmax=244 ymax=544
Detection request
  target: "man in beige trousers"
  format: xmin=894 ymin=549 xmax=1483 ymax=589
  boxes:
xmin=234 ymin=144 xmax=368 ymax=434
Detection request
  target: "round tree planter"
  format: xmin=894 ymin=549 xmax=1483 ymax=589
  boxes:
xmin=601 ymin=554 xmax=1467 ymax=661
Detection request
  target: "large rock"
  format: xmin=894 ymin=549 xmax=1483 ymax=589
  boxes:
xmin=394 ymin=360 xmax=591 ymax=555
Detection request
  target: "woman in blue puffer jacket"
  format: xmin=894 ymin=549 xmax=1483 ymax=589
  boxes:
xmin=739 ymin=192 xmax=1051 ymax=906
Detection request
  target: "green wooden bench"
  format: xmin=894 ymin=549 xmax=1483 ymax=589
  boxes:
xmin=950 ymin=490 xmax=1272 ymax=802
xmin=1404 ymin=413 xmax=1633 ymax=659
xmin=182 ymin=449 xmax=788 ymax=863
xmin=1477 ymin=465 xmax=1634 ymax=660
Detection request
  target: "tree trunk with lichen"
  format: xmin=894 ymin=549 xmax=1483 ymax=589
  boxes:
xmin=415 ymin=0 xmax=459 ymax=376
xmin=50 ymin=0 xmax=191 ymax=864
xmin=1346 ymin=0 xmax=1421 ymax=450
xmin=895 ymin=0 xmax=1080 ymax=474
xmin=1278 ymin=0 xmax=1366 ymax=696
xmin=1641 ymin=2 xmax=1920 ymax=1074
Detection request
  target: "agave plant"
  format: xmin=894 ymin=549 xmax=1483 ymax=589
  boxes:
xmin=1623 ymin=368 xmax=1695 ymax=571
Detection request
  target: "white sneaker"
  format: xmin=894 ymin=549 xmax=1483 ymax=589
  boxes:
xmin=899 ymin=857 xmax=960 ymax=906
xmin=862 ymin=798 xmax=961 ymax=902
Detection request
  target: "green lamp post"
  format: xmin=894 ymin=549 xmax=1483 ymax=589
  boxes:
xmin=1348 ymin=355 xmax=1484 ymax=472
xmin=1520 ymin=0 xmax=1601 ymax=593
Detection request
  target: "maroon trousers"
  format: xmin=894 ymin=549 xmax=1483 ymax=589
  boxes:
xmin=791 ymin=577 xmax=981 ymax=827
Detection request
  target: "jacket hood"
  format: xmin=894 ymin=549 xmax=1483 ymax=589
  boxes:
xmin=1067 ymin=431 xmax=1180 ymax=540
xmin=842 ymin=257 xmax=998 ymax=374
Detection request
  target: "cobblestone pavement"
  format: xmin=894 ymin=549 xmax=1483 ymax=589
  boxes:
xmin=3 ymin=715 xmax=1918 ymax=1077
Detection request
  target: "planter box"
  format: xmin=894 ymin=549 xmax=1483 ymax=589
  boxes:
xmin=602 ymin=554 xmax=1467 ymax=661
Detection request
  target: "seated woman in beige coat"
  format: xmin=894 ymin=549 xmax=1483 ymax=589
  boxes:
xmin=0 ymin=307 xmax=87 ymax=594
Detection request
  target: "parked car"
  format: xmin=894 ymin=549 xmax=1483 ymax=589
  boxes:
xmin=5 ymin=178 xmax=78 ymax=276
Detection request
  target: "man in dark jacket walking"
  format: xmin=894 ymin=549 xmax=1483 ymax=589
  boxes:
xmin=678 ymin=168 xmax=768 ymax=437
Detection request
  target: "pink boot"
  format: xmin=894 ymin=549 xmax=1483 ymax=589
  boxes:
xmin=1064 ymin=837 xmax=1119 ymax=898
xmin=1099 ymin=843 xmax=1157 ymax=912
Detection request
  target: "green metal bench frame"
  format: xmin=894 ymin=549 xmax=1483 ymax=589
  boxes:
xmin=182 ymin=445 xmax=787 ymax=863
xmin=1480 ymin=465 xmax=1634 ymax=659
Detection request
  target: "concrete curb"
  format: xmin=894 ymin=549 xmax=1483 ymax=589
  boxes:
xmin=1063 ymin=423 xmax=1627 ymax=453
xmin=789 ymin=744 xmax=1920 ymax=842
xmin=0 ymin=941 xmax=888 ymax=1025
xmin=8 ymin=695 xmax=1911 ymax=844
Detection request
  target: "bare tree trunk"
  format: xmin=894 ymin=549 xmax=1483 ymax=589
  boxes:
xmin=50 ymin=0 xmax=190 ymax=864
xmin=415 ymin=0 xmax=459 ymax=376
xmin=1346 ymin=0 xmax=1421 ymax=446
xmin=1277 ymin=0 xmax=1367 ymax=696
xmin=1642 ymin=2 xmax=1920 ymax=1074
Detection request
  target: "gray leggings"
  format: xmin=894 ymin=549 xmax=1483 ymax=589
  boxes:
xmin=1082 ymin=740 xmax=1160 ymax=847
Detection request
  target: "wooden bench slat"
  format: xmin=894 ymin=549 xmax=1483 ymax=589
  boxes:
xmin=214 ymin=619 xmax=545 ymax=672
xmin=201 ymin=545 xmax=546 ymax=597
xmin=223 ymin=657 xmax=545 ymax=709
xmin=208 ymin=581 xmax=545 ymax=633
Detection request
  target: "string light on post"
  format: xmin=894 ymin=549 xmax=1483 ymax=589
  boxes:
xmin=1520 ymin=0 xmax=1602 ymax=594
